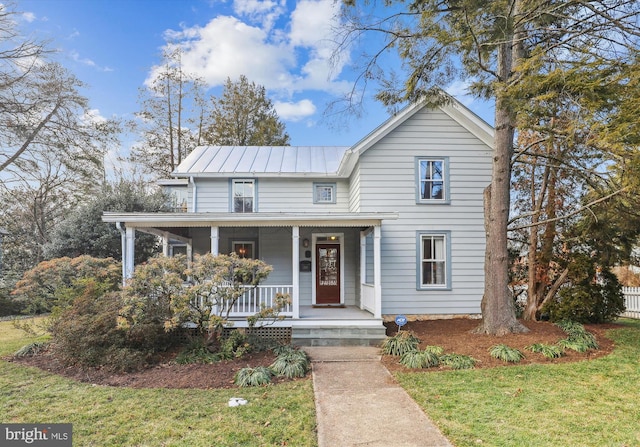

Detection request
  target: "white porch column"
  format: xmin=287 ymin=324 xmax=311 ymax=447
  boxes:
xmin=210 ymin=226 xmax=219 ymax=255
xmin=125 ymin=226 xmax=135 ymax=280
xmin=292 ymin=226 xmax=300 ymax=319
xmin=162 ymin=231 xmax=170 ymax=256
xmin=359 ymin=230 xmax=367 ymax=310
xmin=373 ymin=224 xmax=382 ymax=319
xmin=186 ymin=242 xmax=193 ymax=268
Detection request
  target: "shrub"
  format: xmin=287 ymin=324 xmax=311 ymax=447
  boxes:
xmin=440 ymin=353 xmax=477 ymax=370
xmin=381 ymin=331 xmax=421 ymax=356
xmin=120 ymin=253 xmax=274 ymax=346
xmin=218 ymin=330 xmax=252 ymax=360
xmin=489 ymin=344 xmax=525 ymax=363
xmin=50 ymin=282 xmax=173 ymax=372
xmin=11 ymin=256 xmax=121 ymax=314
xmin=175 ymin=338 xmax=218 ymax=364
xmin=542 ymin=258 xmax=625 ymax=323
xmin=234 ymin=366 xmax=273 ymax=387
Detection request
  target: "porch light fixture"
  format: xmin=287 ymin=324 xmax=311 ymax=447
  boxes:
xmin=329 ymin=236 xmax=337 ymax=241
xmin=302 ymin=238 xmax=310 ymax=248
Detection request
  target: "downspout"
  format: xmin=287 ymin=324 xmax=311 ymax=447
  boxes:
xmin=116 ymin=222 xmax=126 ymax=287
xmin=189 ymin=176 xmax=197 ymax=212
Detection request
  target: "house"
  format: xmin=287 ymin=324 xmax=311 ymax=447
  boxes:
xmin=103 ymin=97 xmax=493 ymax=345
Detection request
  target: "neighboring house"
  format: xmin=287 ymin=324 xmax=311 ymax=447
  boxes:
xmin=103 ymin=97 xmax=493 ymax=345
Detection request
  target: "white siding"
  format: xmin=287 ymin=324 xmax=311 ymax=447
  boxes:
xmin=352 ymin=107 xmax=491 ymax=315
xmin=191 ymin=178 xmax=350 ymax=212
xmin=258 ymin=178 xmax=350 ymax=212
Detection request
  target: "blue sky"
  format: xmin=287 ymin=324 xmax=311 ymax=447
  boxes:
xmin=18 ymin=0 xmax=493 ymax=159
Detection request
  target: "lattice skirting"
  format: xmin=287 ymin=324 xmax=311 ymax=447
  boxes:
xmin=223 ymin=326 xmax=292 ymax=344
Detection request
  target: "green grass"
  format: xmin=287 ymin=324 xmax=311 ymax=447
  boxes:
xmin=0 ymin=319 xmax=317 ymax=447
xmin=395 ymin=319 xmax=640 ymax=447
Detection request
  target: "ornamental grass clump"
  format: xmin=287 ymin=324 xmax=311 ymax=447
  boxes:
xmin=489 ymin=344 xmax=525 ymax=363
xmin=527 ymin=343 xmax=564 ymax=359
xmin=14 ymin=341 xmax=49 ymax=358
xmin=381 ymin=331 xmax=421 ymax=356
xmin=234 ymin=366 xmax=273 ymax=387
xmin=440 ymin=353 xmax=477 ymax=370
xmin=399 ymin=348 xmax=441 ymax=369
xmin=270 ymin=346 xmax=310 ymax=379
xmin=556 ymin=320 xmax=599 ymax=352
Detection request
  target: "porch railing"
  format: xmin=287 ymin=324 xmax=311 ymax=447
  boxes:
xmin=193 ymin=284 xmax=294 ymax=318
xmin=622 ymin=287 xmax=640 ymax=319
xmin=361 ymin=283 xmax=375 ymax=314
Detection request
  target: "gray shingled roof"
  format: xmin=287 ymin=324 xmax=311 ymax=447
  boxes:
xmin=173 ymin=145 xmax=350 ymax=177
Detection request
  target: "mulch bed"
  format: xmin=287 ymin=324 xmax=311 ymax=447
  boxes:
xmin=10 ymin=318 xmax=619 ymax=388
xmin=381 ymin=318 xmax=618 ymax=373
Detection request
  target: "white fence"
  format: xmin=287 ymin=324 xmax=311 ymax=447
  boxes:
xmin=622 ymin=287 xmax=640 ymax=319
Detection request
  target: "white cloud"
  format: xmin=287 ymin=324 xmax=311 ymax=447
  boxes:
xmin=149 ymin=0 xmax=353 ymax=120
xmin=274 ymin=99 xmax=316 ymax=121
xmin=232 ymin=0 xmax=286 ymax=30
xmin=69 ymin=50 xmax=113 ymax=72
xmin=165 ymin=16 xmax=294 ymax=89
xmin=22 ymin=12 xmax=36 ymax=23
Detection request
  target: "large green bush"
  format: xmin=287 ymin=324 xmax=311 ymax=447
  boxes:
xmin=50 ymin=280 xmax=173 ymax=372
xmin=543 ymin=254 xmax=625 ymax=323
xmin=120 ymin=253 xmax=274 ymax=341
xmin=11 ymin=256 xmax=121 ymax=314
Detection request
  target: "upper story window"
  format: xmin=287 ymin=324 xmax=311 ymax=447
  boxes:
xmin=232 ymin=179 xmax=255 ymax=213
xmin=313 ymin=183 xmax=336 ymax=204
xmin=416 ymin=157 xmax=449 ymax=204
xmin=157 ymin=178 xmax=189 ymax=212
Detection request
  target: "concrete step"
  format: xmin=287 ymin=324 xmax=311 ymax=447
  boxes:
xmin=292 ymin=325 xmax=387 ymax=347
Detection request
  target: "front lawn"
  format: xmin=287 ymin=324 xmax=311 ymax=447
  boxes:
xmin=395 ymin=319 xmax=640 ymax=447
xmin=0 ymin=318 xmax=317 ymax=447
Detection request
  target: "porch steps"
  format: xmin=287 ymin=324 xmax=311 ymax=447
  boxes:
xmin=291 ymin=324 xmax=387 ymax=347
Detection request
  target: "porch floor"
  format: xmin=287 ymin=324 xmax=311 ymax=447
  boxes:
xmin=298 ymin=305 xmax=376 ymax=320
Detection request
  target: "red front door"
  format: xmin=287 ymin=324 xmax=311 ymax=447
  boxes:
xmin=316 ymin=244 xmax=341 ymax=304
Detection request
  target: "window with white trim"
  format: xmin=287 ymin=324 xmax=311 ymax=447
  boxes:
xmin=418 ymin=232 xmax=450 ymax=289
xmin=232 ymin=179 xmax=255 ymax=213
xmin=313 ymin=183 xmax=336 ymax=204
xmin=233 ymin=241 xmax=255 ymax=259
xmin=417 ymin=158 xmax=448 ymax=203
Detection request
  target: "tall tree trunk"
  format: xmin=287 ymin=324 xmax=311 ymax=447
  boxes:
xmin=474 ymin=7 xmax=529 ymax=334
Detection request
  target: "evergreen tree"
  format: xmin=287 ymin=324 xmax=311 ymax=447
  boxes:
xmin=205 ymin=75 xmax=290 ymax=146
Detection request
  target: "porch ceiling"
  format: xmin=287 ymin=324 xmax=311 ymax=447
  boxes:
xmin=102 ymin=211 xmax=398 ymax=228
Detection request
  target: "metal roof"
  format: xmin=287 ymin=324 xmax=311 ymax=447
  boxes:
xmin=173 ymin=146 xmax=350 ymax=177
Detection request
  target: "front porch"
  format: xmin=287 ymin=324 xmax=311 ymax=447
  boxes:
xmin=103 ymin=211 xmax=396 ymax=346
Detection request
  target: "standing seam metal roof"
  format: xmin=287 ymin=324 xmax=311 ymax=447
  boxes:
xmin=173 ymin=146 xmax=350 ymax=176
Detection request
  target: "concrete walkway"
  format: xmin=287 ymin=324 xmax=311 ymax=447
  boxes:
xmin=305 ymin=346 xmax=452 ymax=447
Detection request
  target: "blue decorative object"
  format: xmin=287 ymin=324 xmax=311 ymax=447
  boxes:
xmin=395 ymin=314 xmax=407 ymax=328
